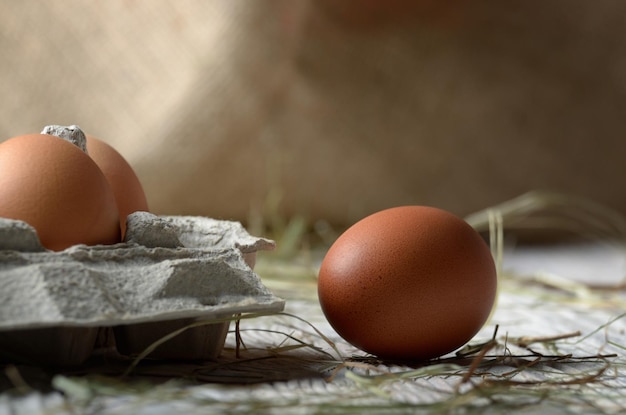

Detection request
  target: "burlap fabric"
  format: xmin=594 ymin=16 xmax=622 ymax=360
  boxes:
xmin=1 ymin=1 xmax=625 ymax=227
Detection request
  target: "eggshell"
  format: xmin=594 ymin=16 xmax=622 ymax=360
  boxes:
xmin=86 ymin=135 xmax=149 ymax=238
xmin=318 ymin=206 xmax=497 ymax=361
xmin=0 ymin=134 xmax=120 ymax=251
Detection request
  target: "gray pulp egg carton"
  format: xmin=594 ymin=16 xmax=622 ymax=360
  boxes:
xmin=0 ymin=212 xmax=284 ymax=366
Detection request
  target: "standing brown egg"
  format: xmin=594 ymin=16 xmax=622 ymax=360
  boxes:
xmin=318 ymin=206 xmax=497 ymax=361
xmin=86 ymin=135 xmax=149 ymax=238
xmin=0 ymin=134 xmax=120 ymax=251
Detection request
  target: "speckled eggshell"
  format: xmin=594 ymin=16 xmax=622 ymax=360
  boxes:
xmin=0 ymin=134 xmax=120 ymax=251
xmin=318 ymin=206 xmax=497 ymax=361
xmin=86 ymin=135 xmax=149 ymax=238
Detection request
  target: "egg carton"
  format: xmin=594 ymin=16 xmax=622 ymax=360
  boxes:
xmin=0 ymin=212 xmax=284 ymax=366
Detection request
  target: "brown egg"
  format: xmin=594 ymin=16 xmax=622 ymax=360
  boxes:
xmin=318 ymin=206 xmax=497 ymax=361
xmin=86 ymin=135 xmax=149 ymax=238
xmin=0 ymin=134 xmax=121 ymax=251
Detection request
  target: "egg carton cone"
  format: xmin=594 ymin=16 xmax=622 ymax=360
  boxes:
xmin=0 ymin=212 xmax=284 ymax=366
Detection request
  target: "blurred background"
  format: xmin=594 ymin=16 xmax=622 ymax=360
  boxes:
xmin=1 ymin=0 xmax=625 ymax=234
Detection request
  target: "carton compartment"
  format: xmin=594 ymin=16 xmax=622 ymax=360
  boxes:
xmin=0 ymin=326 xmax=99 ymax=366
xmin=114 ymin=318 xmax=230 ymax=361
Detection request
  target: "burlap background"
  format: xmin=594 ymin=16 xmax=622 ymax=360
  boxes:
xmin=1 ymin=1 xmax=625 ymax=227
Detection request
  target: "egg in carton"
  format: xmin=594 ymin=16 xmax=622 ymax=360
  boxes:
xmin=0 ymin=212 xmax=284 ymax=366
